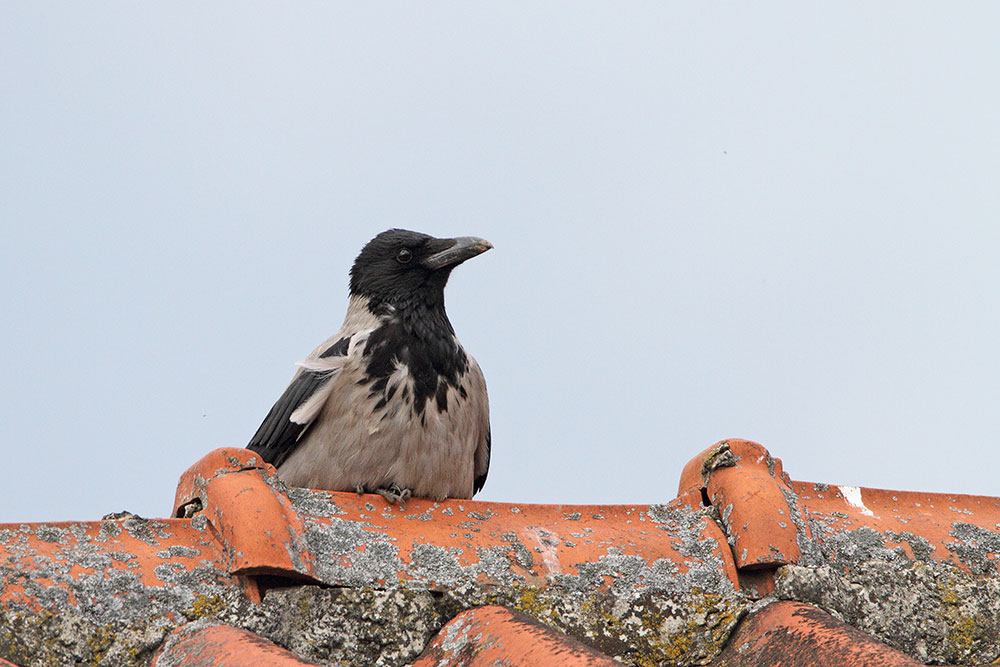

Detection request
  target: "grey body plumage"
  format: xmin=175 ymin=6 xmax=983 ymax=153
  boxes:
xmin=247 ymin=229 xmax=492 ymax=501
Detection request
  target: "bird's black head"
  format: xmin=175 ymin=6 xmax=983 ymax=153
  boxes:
xmin=349 ymin=229 xmax=492 ymax=311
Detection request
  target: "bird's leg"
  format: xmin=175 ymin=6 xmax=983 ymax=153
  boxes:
xmin=376 ymin=484 xmax=412 ymax=509
xmin=355 ymin=484 xmax=366 ymax=495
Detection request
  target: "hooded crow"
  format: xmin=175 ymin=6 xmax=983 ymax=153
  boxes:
xmin=247 ymin=229 xmax=492 ymax=503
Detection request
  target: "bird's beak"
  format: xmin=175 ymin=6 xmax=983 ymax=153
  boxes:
xmin=422 ymin=236 xmax=493 ymax=270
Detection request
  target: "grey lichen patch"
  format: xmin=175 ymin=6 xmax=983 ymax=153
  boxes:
xmin=775 ymin=561 xmax=1000 ymax=664
xmin=476 ymin=545 xmax=530 ymax=585
xmin=884 ymin=530 xmax=936 ymax=562
xmin=119 ymin=518 xmax=172 ymax=547
xmin=436 ymin=613 xmax=474 ymax=653
xmin=239 ymin=586 xmax=444 ymax=667
xmin=408 ymin=544 xmax=466 ymax=588
xmin=34 ymin=525 xmax=70 ymax=544
xmin=154 ymin=546 xmax=201 ymax=559
xmin=764 ymin=453 xmax=776 ymax=477
xmin=0 ymin=605 xmax=189 ymax=667
xmin=281 ymin=525 xmax=313 ymax=576
xmin=778 ymin=484 xmax=824 ymax=567
xmin=698 ymin=442 xmax=739 ymax=486
xmin=405 ymin=543 xmax=529 ymax=590
xmin=302 ymin=521 xmax=403 ymax=586
xmin=107 ymin=551 xmax=138 ymax=565
xmin=286 ymin=487 xmax=347 ymax=518
xmin=2 ymin=558 xmax=234 ymax=630
xmin=947 ymin=522 xmax=1000 ymax=576
xmin=719 ymin=503 xmax=733 ymax=529
xmin=97 ymin=521 xmax=123 ymax=542
xmin=556 ymin=552 xmax=683 ymax=599
xmin=817 ymin=525 xmax=904 ymax=570
xmin=500 ymin=532 xmax=534 ymax=570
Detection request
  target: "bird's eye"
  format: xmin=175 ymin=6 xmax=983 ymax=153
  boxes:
xmin=396 ymin=248 xmax=413 ymax=264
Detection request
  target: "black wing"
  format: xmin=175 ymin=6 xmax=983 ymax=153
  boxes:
xmin=247 ymin=368 xmax=334 ymax=467
xmin=248 ymin=336 xmax=350 ymax=468
xmin=473 ymin=426 xmax=491 ymax=495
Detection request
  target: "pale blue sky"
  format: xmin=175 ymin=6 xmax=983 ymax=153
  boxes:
xmin=2 ymin=4 xmax=998 ymax=522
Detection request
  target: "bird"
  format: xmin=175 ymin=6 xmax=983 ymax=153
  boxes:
xmin=247 ymin=229 xmax=492 ymax=505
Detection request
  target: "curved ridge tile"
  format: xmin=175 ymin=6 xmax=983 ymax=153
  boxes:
xmin=152 ymin=623 xmax=320 ymax=667
xmin=710 ymin=601 xmax=923 ymax=667
xmin=413 ymin=606 xmax=618 ymax=667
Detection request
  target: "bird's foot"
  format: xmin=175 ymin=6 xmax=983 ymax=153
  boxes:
xmin=376 ymin=484 xmax=413 ymax=509
xmin=355 ymin=484 xmax=366 ymax=495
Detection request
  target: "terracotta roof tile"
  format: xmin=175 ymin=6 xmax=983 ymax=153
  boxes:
xmin=412 ymin=605 xmax=618 ymax=667
xmin=679 ymin=438 xmax=1000 ymax=581
xmin=790 ymin=480 xmax=1000 ymax=574
xmin=171 ymin=447 xmax=739 ymax=595
xmin=678 ymin=439 xmax=802 ymax=569
xmin=152 ymin=623 xmax=320 ymax=666
xmin=2 ymin=441 xmax=999 ymax=665
xmin=172 ymin=447 xmax=320 ymax=601
xmin=710 ymin=601 xmax=923 ymax=667
xmin=0 ymin=517 xmax=233 ymax=616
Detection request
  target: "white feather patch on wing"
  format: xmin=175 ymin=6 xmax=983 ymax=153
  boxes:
xmin=288 ymin=357 xmax=346 ymax=426
xmin=297 ymin=357 xmax=346 ymax=373
xmin=289 ymin=377 xmax=337 ymax=426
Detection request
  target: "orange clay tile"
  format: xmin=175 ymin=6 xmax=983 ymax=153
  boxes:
xmin=172 ymin=447 xmax=318 ymax=582
xmin=412 ymin=605 xmax=618 ymax=667
xmin=679 ymin=439 xmax=805 ymax=569
xmin=680 ymin=440 xmax=1000 ymax=583
xmin=171 ymin=448 xmax=740 ymax=595
xmin=0 ymin=447 xmax=740 ymax=639
xmin=6 ymin=438 xmax=1000 ymax=666
xmin=709 ymin=601 xmax=923 ymax=667
xmin=790 ymin=479 xmax=1000 ymax=574
xmin=273 ymin=490 xmax=738 ymax=593
xmin=0 ymin=658 xmax=21 ymax=667
xmin=173 ymin=448 xmax=323 ymax=603
xmin=152 ymin=623 xmax=319 ymax=667
xmin=0 ymin=516 xmax=232 ymax=619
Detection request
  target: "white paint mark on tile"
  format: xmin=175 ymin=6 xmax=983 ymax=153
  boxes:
xmin=839 ymin=485 xmax=877 ymax=518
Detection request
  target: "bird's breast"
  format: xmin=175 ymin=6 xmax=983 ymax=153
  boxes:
xmin=361 ymin=320 xmax=469 ymax=418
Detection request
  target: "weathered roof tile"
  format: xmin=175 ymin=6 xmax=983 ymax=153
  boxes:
xmin=679 ymin=439 xmax=803 ymax=568
xmin=152 ymin=622 xmax=320 ymax=667
xmin=710 ymin=600 xmax=923 ymax=667
xmin=412 ymin=605 xmax=618 ymax=667
xmin=3 ymin=440 xmax=1000 ymax=665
